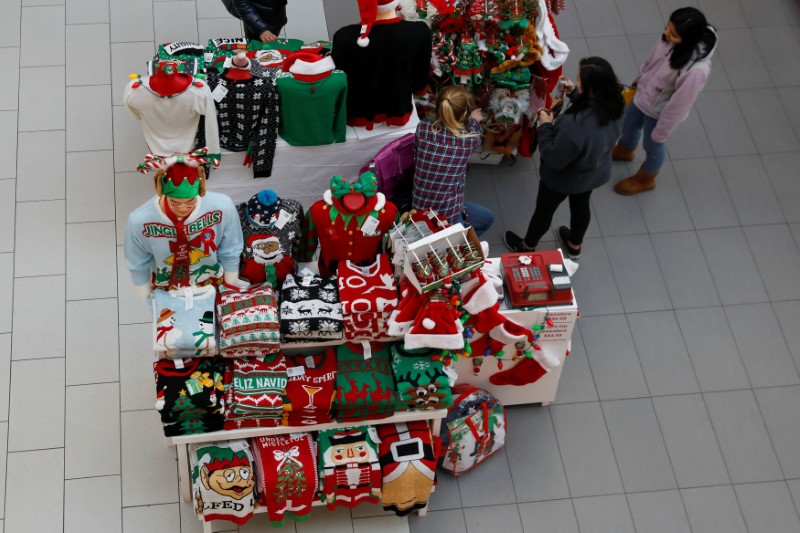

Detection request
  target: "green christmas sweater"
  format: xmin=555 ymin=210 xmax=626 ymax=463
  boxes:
xmin=335 ymin=342 xmax=396 ymax=422
xmin=152 ymin=41 xmax=206 ymax=74
xmin=276 ymin=69 xmax=348 ymax=146
xmin=390 ymin=343 xmax=453 ymax=412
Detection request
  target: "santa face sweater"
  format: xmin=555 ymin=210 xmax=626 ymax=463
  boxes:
xmin=238 ymin=196 xmax=303 ymax=284
xmin=124 ymin=192 xmax=244 ymax=289
xmin=206 ymin=69 xmax=279 ymax=178
xmin=190 ymin=440 xmax=256 ymax=525
xmin=123 ymin=75 xmax=220 ymax=156
xmin=331 ymin=18 xmax=431 ymax=129
xmin=276 ymin=69 xmax=348 ymax=146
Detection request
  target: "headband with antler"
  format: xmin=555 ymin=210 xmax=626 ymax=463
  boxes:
xmin=136 ymin=147 xmax=220 ymax=173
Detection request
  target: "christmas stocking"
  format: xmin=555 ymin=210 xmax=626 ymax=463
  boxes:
xmin=489 ymin=356 xmax=548 ymax=386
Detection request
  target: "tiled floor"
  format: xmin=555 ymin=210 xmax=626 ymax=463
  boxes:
xmin=2 ymin=0 xmax=800 ymax=532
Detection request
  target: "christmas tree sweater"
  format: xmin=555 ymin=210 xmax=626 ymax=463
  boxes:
xmin=250 ymin=433 xmax=317 ymax=525
xmin=377 ymin=422 xmax=437 ymax=516
xmin=276 ymin=68 xmax=348 ymax=146
xmin=123 ymin=74 xmax=220 ymax=157
xmin=205 ymin=69 xmax=279 ymax=178
xmin=216 ymin=283 xmax=280 ymax=356
xmin=283 ymin=350 xmax=337 ymax=425
xmin=390 ymin=344 xmax=453 ymax=412
xmin=124 ymin=192 xmax=244 ymax=289
xmin=190 ymin=440 xmax=256 ymax=525
xmin=152 ymin=285 xmax=218 ymax=357
xmin=318 ymin=426 xmax=382 ymax=509
xmin=237 ymin=196 xmax=303 ymax=285
xmin=280 ymin=274 xmax=344 ymax=342
xmin=335 ymin=342 xmax=396 ymax=422
xmin=153 ymin=358 xmax=225 ymax=437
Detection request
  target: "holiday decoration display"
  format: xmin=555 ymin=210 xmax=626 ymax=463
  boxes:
xmin=283 ymin=350 xmax=338 ymax=426
xmin=401 ymin=223 xmax=484 ymax=294
xmin=216 ymin=283 xmax=280 ymax=356
xmin=154 ymin=358 xmax=225 ymax=436
xmin=376 ymin=421 xmax=438 ymax=515
xmin=336 ymin=342 xmax=396 ymax=422
xmin=280 ymin=273 xmax=344 ymax=342
xmin=318 ymin=426 xmax=382 ymax=509
xmin=190 ymin=440 xmax=256 ymax=524
xmin=152 ymin=286 xmax=218 ymax=357
xmin=337 ymin=253 xmax=399 ymax=340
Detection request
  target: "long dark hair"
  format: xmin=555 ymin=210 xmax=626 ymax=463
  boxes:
xmin=565 ymin=57 xmax=625 ymax=126
xmin=668 ymin=7 xmax=708 ymax=70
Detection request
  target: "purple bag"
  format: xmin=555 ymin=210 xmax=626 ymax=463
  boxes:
xmin=360 ymin=133 xmax=415 ymax=201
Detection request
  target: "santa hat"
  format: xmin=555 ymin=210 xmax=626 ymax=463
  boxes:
xmin=404 ymin=300 xmax=464 ymax=350
xmin=460 ymin=272 xmax=499 ymax=315
xmin=357 ymin=0 xmax=401 ymax=47
xmin=282 ymin=51 xmax=335 ymax=81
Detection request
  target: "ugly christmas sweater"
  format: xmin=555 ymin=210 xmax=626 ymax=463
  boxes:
xmin=318 ymin=426 xmax=382 ymax=509
xmin=237 ymin=196 xmax=303 ymax=284
xmin=331 ymin=18 xmax=431 ymax=129
xmin=335 ymin=342 xmax=396 ymax=422
xmin=283 ymin=350 xmax=337 ymax=425
xmin=276 ymin=68 xmax=348 ymax=146
xmin=190 ymin=440 xmax=256 ymax=525
xmin=123 ymin=74 xmax=220 ymax=157
xmin=206 ymin=69 xmax=279 ymax=178
xmin=124 ymin=192 xmax=243 ymax=290
xmin=216 ymin=283 xmax=280 ymax=356
xmin=280 ymin=274 xmax=344 ymax=342
xmin=390 ymin=344 xmax=453 ymax=412
xmin=153 ymin=358 xmax=225 ymax=437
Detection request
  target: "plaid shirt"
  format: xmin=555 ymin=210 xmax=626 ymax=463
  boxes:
xmin=412 ymin=119 xmax=481 ymax=224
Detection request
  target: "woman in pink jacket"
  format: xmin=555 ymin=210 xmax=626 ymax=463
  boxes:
xmin=613 ymin=7 xmax=717 ymax=195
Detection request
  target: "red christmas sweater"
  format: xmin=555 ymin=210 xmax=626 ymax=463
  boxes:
xmin=338 ymin=253 xmax=399 ymax=339
xmin=282 ymin=350 xmax=337 ymax=425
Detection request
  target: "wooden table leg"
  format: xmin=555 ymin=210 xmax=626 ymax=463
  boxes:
xmin=177 ymin=443 xmax=191 ymax=503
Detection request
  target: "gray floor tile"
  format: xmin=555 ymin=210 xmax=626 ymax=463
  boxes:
xmin=615 ymin=0 xmax=663 ymax=35
xmin=628 ymin=311 xmax=700 ymax=396
xmin=490 ymin=170 xmax=538 ymax=238
xmin=67 ymin=85 xmax=113 ymax=152
xmin=0 ymin=49 xmax=20 ymax=111
xmin=551 ymin=191 xmax=602 ymax=240
xmin=552 ymin=325 xmax=599 ymax=404
xmin=16 ymin=130 xmax=65 ymax=201
xmin=65 ymin=383 xmax=120 ymax=478
xmin=0 ymin=336 xmax=9 ymax=420
xmin=8 ymin=358 xmax=65 ymax=451
xmin=591 ymin=165 xmax=648 ymax=236
xmin=789 ymin=479 xmax=800 ymax=514
xmin=505 ymin=406 xmax=570 ymax=502
xmin=66 ymin=24 xmax=111 ymax=86
xmin=602 ymin=398 xmax=676 ymax=492
xmin=350 ymin=502 xmax=395 ymax=519
xmin=118 ymin=324 xmax=155 ymax=411
xmin=703 ymin=54 xmax=733 ymax=92
xmin=566 ymin=238 xmax=624 ymax=316
xmin=605 ymin=235 xmax=673 ymax=313
xmin=656 ymin=0 xmax=701 ymax=19
xmin=572 ymin=494 xmax=635 ymax=533
xmin=651 ymin=231 xmax=720 ymax=309
xmin=113 ymin=107 xmax=150 ymax=173
xmin=672 ymin=158 xmax=739 ymax=229
xmin=561 ymin=37 xmax=590 ymax=91
xmin=463 ymin=504 xmax=522 ymax=533
xmin=696 ymin=227 xmax=769 ymax=305
xmin=0 ymin=111 xmax=17 ymax=179
xmin=773 ymin=300 xmax=800 ymax=372
xmin=653 ymin=394 xmax=730 ymax=488
xmin=518 ymin=499 xmax=579 ymax=533
xmin=352 ymin=515 xmax=408 ymax=533
xmin=197 ymin=0 xmax=231 ymax=18
xmin=573 ymin=0 xmax=625 ymax=37
xmin=0 ymin=256 xmax=11 ymax=334
xmin=754 ymin=386 xmax=800 ymax=478
xmin=66 ymin=221 xmax=117 ymax=300
xmin=122 ymin=504 xmax=181 ymax=533
xmin=240 ymin=514 xmax=296 ymax=533
xmin=0 ymin=424 xmax=5 ymax=518
xmin=580 ymin=315 xmax=649 ymax=400
xmin=18 ymin=66 xmax=65 ymax=131
xmin=698 ymin=0 xmax=747 ymax=28
xmin=737 ymin=88 xmax=800 ymax=153
xmin=676 ymin=306 xmax=750 ymax=392
xmin=121 ymin=410 xmax=178 ymax=506
xmin=696 ymin=90 xmax=758 ymax=156
xmin=715 ymin=28 xmax=772 ymax=89
xmin=11 ymin=276 xmax=66 ymax=360
xmin=746 ymin=225 xmax=800 ymax=300
xmin=726 ymin=303 xmax=800 ymax=387
xmin=626 ymin=32 xmax=657 ymax=71
xmin=664 ymin=108 xmax=715 ymax=159
xmin=23 ymin=0 xmax=65 ymax=5
xmin=740 ymin=0 xmax=794 ymax=27
xmin=154 ymin=1 xmax=199 ymax=44
xmin=111 ymin=41 xmax=155 ymax=107
xmin=64 ymin=476 xmax=121 ymax=533
xmin=550 ymin=402 xmax=623 ymax=497
xmin=0 ymin=180 xmax=14 ymax=254
xmin=0 ymin=0 xmax=21 ymax=47
xmin=66 ymin=298 xmax=119 ymax=385
xmin=717 ymin=155 xmax=785 ymax=225
xmin=457 ymin=448 xmax=517 ymax=507
xmin=681 ymin=485 xmax=747 ymax=533
xmin=20 ymin=6 xmax=65 ymax=67
xmin=409 ymin=509 xmax=466 ymax=533
xmin=198 ymin=18 xmax=244 ymax=46
xmin=627 ymin=490 xmax=691 ymax=533
xmin=752 ymin=26 xmax=800 ymax=87
xmin=586 ymin=35 xmax=639 ymax=86
xmin=66 ymin=0 xmax=109 ymax=24
xmin=295 ymin=507 xmax=351 ymax=533
xmin=4 ymin=449 xmax=64 ymax=533
xmin=553 ymin=0 xmax=584 ymax=39
xmin=66 ymin=151 xmax=116 ymax=223
xmin=735 ymin=481 xmax=800 ymax=533
xmin=110 ymin=0 xmax=155 ymax=42
xmin=705 ymin=389 xmax=783 ymax=483
xmin=763 ymin=152 xmax=800 ymax=223
xmin=115 ymin=171 xmax=154 ymax=241
xmin=778 ymin=87 xmax=800 ymax=142
xmin=116 ymin=245 xmax=153 ymax=325
xmin=425 ymin=470 xmax=461 ymax=511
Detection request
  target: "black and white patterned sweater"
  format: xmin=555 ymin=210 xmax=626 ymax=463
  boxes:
xmin=280 ymin=274 xmax=344 ymax=342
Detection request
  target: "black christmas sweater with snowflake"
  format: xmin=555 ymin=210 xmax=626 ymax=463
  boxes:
xmin=206 ymin=69 xmax=279 ymax=178
xmin=280 ymin=274 xmax=344 ymax=342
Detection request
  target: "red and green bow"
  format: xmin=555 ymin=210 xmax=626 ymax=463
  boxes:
xmin=329 ymin=172 xmax=378 ymax=199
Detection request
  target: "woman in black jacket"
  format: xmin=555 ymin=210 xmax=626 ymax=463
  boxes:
xmin=504 ymin=57 xmax=625 ymax=260
xmin=222 ymin=0 xmax=288 ymax=42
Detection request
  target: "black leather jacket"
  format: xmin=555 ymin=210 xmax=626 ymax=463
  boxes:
xmin=221 ymin=0 xmax=288 ymax=35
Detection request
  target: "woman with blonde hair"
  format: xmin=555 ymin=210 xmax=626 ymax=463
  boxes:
xmin=412 ymin=85 xmax=494 ymax=235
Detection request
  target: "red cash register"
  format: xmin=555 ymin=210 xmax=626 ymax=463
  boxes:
xmin=501 ymin=251 xmax=573 ymax=308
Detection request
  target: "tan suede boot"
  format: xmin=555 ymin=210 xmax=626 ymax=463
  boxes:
xmin=613 ymin=167 xmax=658 ymax=195
xmin=611 ymin=141 xmax=636 ymax=161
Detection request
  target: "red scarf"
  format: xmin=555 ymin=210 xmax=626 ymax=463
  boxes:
xmin=156 ymin=325 xmax=174 ymax=341
xmin=162 ymin=198 xmax=191 ymax=289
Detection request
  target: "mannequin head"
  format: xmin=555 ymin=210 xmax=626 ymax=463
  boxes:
xmin=149 ymin=60 xmax=192 ymax=96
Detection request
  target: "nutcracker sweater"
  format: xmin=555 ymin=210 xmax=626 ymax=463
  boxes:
xmin=331 ymin=18 xmax=431 ymax=129
xmin=318 ymin=427 xmax=382 ymax=509
xmin=123 ymin=75 xmax=220 ymax=157
xmin=206 ymin=69 xmax=279 ymax=178
xmin=124 ymin=193 xmax=244 ymax=289
xmin=276 ymin=69 xmax=348 ymax=146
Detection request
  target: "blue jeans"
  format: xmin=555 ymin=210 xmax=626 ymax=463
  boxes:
xmin=620 ymin=103 xmax=667 ymax=173
xmin=462 ymin=201 xmax=495 ymax=237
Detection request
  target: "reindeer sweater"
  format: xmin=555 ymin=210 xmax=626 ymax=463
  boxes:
xmin=124 ymin=193 xmax=243 ymax=289
xmin=335 ymin=342 xmax=396 ymax=422
xmin=390 ymin=344 xmax=453 ymax=412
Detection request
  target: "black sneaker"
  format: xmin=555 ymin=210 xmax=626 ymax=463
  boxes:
xmin=503 ymin=231 xmax=535 ymax=253
xmin=555 ymin=226 xmax=581 ymax=260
